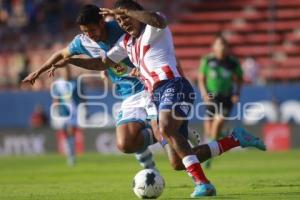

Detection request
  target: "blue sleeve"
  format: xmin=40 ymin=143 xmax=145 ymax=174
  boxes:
xmin=68 ymin=35 xmax=85 ymax=55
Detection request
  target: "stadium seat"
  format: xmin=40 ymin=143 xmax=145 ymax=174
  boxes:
xmin=175 ymin=47 xmax=209 ymax=59
xmin=173 ymin=35 xmax=215 ymax=47
xmin=170 ymin=24 xmax=221 ymax=34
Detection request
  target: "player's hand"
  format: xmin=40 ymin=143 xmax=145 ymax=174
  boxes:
xmin=47 ymin=65 xmax=56 ymax=77
xmin=129 ymin=68 xmax=140 ymax=77
xmin=99 ymin=8 xmax=114 ymax=16
xmin=47 ymin=63 xmax=65 ymax=77
xmin=231 ymin=94 xmax=240 ymax=104
xmin=99 ymin=8 xmax=128 ymax=17
xmin=47 ymin=58 xmax=70 ymax=77
xmin=22 ymin=71 xmax=39 ymax=85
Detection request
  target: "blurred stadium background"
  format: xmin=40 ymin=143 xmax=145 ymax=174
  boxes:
xmin=0 ymin=0 xmax=299 ymax=155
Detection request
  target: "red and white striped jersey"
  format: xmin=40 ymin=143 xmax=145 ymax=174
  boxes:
xmin=107 ymin=24 xmax=181 ymax=92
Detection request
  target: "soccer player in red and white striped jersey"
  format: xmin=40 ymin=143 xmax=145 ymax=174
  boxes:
xmin=88 ymin=1 xmax=216 ymax=196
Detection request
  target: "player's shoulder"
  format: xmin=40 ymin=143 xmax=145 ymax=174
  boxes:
xmin=73 ymin=34 xmax=92 ymax=44
xmin=73 ymin=34 xmax=84 ymax=40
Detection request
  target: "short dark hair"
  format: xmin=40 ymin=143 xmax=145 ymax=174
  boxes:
xmin=114 ymin=0 xmax=144 ymax=10
xmin=76 ymin=4 xmax=103 ymax=25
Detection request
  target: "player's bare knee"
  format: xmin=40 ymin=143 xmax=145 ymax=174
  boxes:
xmin=116 ymin=140 xmax=135 ymax=154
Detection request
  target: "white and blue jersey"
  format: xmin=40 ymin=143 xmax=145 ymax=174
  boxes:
xmin=68 ymin=21 xmax=144 ymax=99
xmin=52 ymin=78 xmax=84 ymax=127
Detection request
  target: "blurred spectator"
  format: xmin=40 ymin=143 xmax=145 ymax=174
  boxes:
xmin=242 ymin=57 xmax=259 ymax=84
xmin=30 ymin=104 xmax=48 ymax=128
xmin=18 ymin=55 xmax=31 ymax=88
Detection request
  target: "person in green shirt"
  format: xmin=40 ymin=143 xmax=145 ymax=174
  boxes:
xmin=198 ymin=35 xmax=243 ymax=167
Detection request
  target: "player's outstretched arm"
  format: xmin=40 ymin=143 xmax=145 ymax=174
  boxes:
xmin=23 ymin=48 xmax=71 ymax=85
xmin=48 ymin=56 xmax=117 ymax=77
xmin=100 ymin=8 xmax=167 ymax=29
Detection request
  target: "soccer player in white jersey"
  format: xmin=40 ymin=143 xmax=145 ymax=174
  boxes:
xmin=47 ymin=0 xmax=266 ymax=197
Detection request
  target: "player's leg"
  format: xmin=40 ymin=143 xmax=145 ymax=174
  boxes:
xmin=203 ymin=118 xmax=212 ymax=142
xmin=159 ymin=111 xmax=215 ymax=197
xmin=210 ymin=115 xmax=224 ymax=139
xmin=194 ymin=127 xmax=267 ymax=165
xmin=64 ymin=125 xmax=76 ymax=166
xmin=154 ymin=78 xmax=216 ymax=197
xmin=116 ymin=122 xmax=156 ymax=169
xmin=152 ymin=114 xmax=265 ymax=170
xmin=202 ymin=118 xmax=213 ymax=168
xmin=150 ymin=118 xmax=185 ymax=170
xmin=168 ymin=127 xmax=266 ymax=164
xmin=204 ymin=115 xmax=224 ymax=168
xmin=116 ymin=122 xmax=147 ymax=153
xmin=116 ymin=93 xmax=156 ymax=169
xmin=64 ymin=107 xmax=78 ymax=167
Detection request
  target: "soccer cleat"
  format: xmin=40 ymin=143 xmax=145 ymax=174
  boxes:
xmin=188 ymin=128 xmax=202 ymax=147
xmin=232 ymin=127 xmax=266 ymax=151
xmin=191 ymin=183 xmax=216 ymax=198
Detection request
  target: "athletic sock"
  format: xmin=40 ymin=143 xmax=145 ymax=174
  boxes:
xmin=137 ymin=127 xmax=155 ymax=152
xmin=135 ymin=148 xmax=156 ymax=169
xmin=208 ymin=135 xmax=240 ymax=157
xmin=66 ymin=135 xmax=75 ymax=166
xmin=182 ymin=155 xmax=210 ymax=184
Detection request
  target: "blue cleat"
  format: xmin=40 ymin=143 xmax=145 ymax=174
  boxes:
xmin=191 ymin=183 xmax=216 ymax=198
xmin=232 ymin=127 xmax=266 ymax=151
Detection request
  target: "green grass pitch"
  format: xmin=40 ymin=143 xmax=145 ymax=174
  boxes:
xmin=0 ymin=150 xmax=299 ymax=200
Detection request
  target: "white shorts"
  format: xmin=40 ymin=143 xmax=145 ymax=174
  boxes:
xmin=116 ymin=90 xmax=157 ymax=126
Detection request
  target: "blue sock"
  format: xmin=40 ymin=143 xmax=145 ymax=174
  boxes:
xmin=135 ymin=127 xmax=156 ymax=169
xmin=135 ymin=148 xmax=156 ymax=169
xmin=137 ymin=127 xmax=155 ymax=153
xmin=66 ymin=136 xmax=75 ymax=165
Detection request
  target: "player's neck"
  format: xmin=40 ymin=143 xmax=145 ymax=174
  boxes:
xmin=132 ymin=24 xmax=146 ymax=40
xmin=98 ymin=29 xmax=108 ymax=43
xmin=215 ymin=53 xmax=226 ymax=61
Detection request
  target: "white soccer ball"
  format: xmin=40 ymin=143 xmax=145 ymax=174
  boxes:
xmin=133 ymin=169 xmax=165 ymax=199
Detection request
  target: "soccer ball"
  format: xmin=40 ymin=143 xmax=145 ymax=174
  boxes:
xmin=133 ymin=169 xmax=165 ymax=199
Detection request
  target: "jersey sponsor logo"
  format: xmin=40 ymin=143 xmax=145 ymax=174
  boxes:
xmin=162 ymin=97 xmax=172 ymax=103
xmin=111 ymin=62 xmax=129 ymax=77
xmin=163 ymin=92 xmax=174 ymax=97
xmin=179 ymin=104 xmax=190 ymax=115
xmin=165 ymin=88 xmax=175 ymax=93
